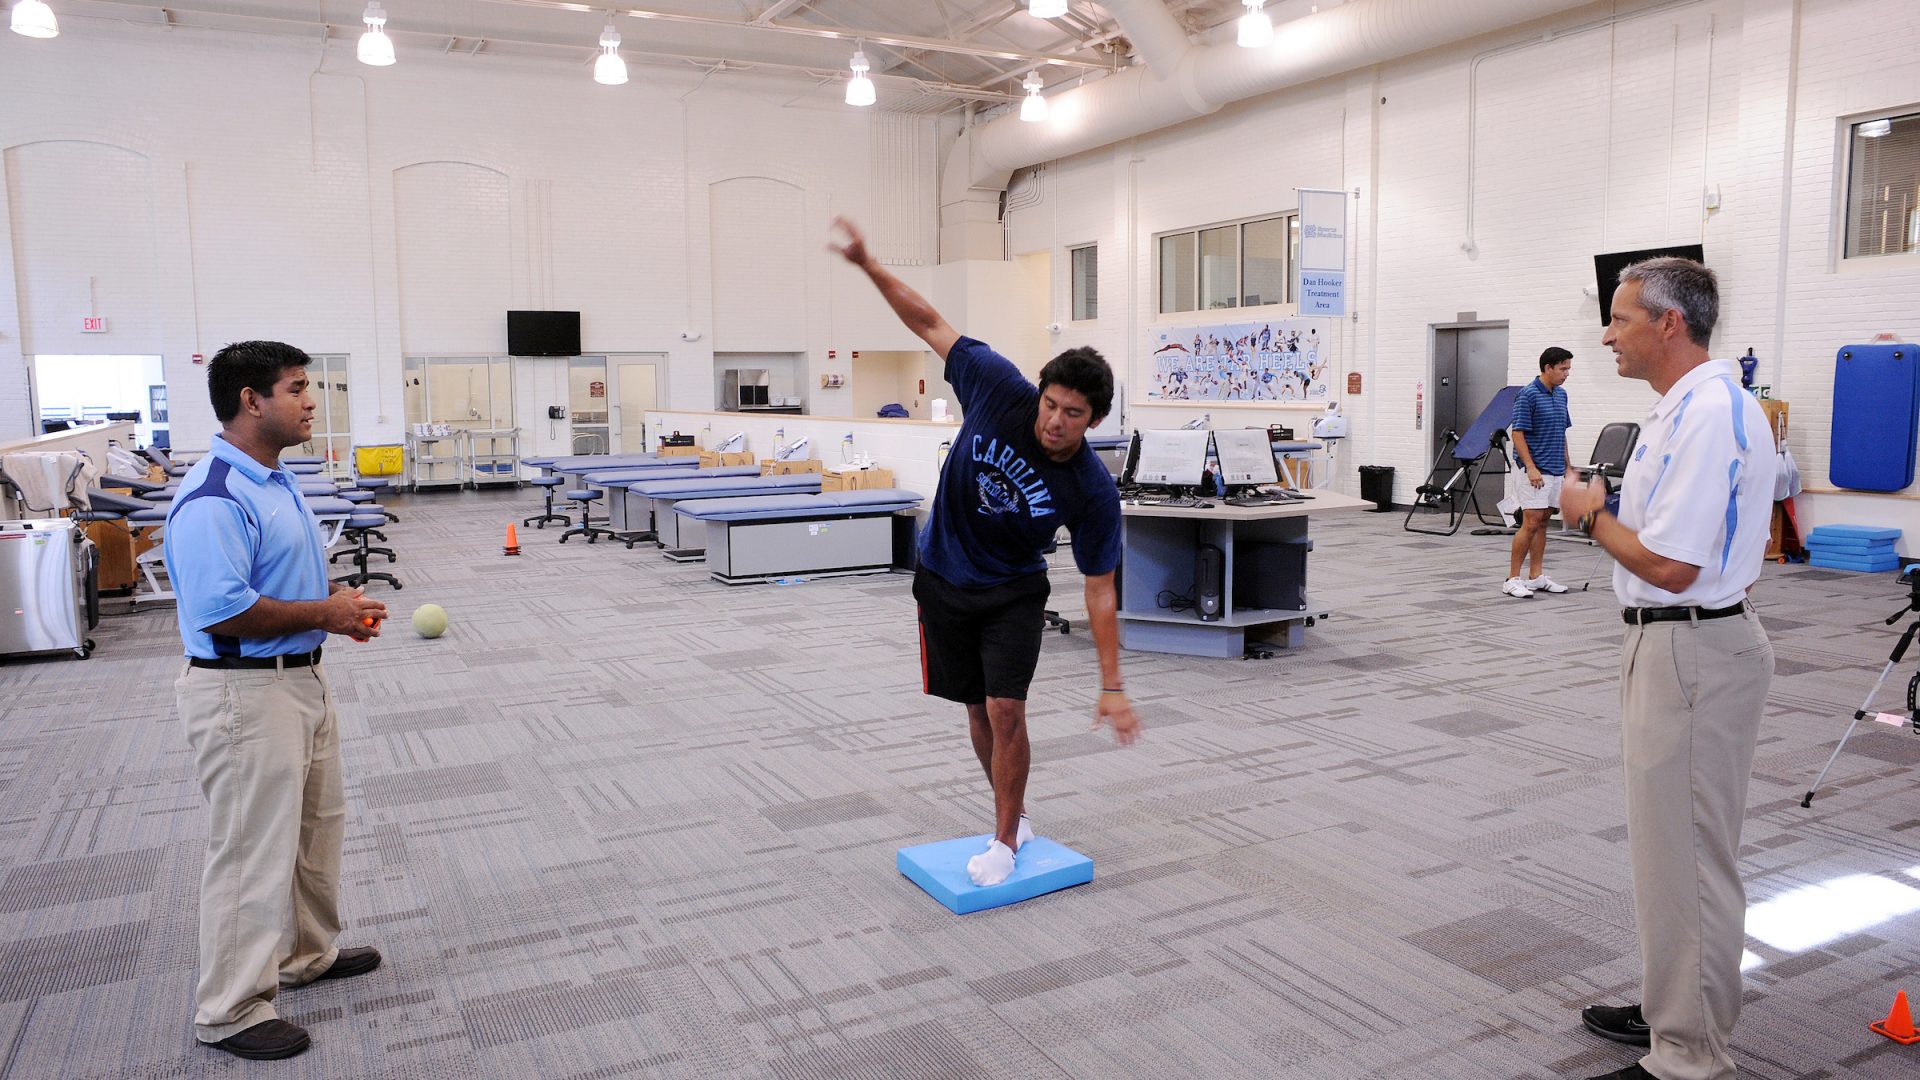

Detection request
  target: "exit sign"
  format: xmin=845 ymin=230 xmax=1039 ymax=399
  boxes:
xmin=81 ymin=316 xmax=108 ymax=333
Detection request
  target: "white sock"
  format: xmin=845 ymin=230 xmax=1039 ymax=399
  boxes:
xmin=967 ymin=840 xmax=1016 ymax=887
xmin=1015 ymin=815 xmax=1033 ymax=851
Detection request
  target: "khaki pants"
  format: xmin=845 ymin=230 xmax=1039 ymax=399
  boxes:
xmin=1620 ymin=608 xmax=1772 ymax=1080
xmin=176 ymin=659 xmax=344 ymax=1042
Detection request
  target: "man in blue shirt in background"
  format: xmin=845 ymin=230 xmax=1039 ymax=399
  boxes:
xmin=166 ymin=341 xmax=388 ymax=1060
xmin=1504 ymin=346 xmax=1574 ymax=597
xmin=832 ymin=217 xmax=1141 ymax=888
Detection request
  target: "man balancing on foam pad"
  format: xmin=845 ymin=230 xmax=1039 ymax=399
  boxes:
xmin=832 ymin=217 xmax=1141 ymax=888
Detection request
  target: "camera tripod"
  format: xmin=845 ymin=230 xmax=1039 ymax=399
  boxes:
xmin=1802 ymin=574 xmax=1920 ymax=808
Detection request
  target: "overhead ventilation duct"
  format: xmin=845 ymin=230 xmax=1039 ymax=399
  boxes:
xmin=941 ymin=0 xmax=1598 ymax=261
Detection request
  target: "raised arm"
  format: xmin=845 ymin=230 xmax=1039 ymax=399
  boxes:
xmin=830 ymin=216 xmax=960 ymax=360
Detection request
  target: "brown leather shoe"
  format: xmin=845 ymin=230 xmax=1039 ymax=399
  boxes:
xmin=205 ymin=1019 xmax=310 ymax=1060
xmin=314 ymin=945 xmax=382 ymax=981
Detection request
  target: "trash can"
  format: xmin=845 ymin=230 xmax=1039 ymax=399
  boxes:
xmin=1358 ymin=465 xmax=1395 ymax=512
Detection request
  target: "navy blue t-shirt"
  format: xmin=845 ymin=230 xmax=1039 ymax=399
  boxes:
xmin=919 ymin=337 xmax=1122 ymax=589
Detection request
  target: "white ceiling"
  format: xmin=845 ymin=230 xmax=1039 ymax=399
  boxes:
xmin=44 ymin=0 xmax=1278 ymax=113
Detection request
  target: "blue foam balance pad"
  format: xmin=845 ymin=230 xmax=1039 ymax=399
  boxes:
xmin=1805 ymin=536 xmax=1897 ymax=553
xmin=1809 ymin=551 xmax=1902 ymax=573
xmin=897 ymin=835 xmax=1094 ymax=914
xmin=1806 ymin=524 xmax=1902 ymax=543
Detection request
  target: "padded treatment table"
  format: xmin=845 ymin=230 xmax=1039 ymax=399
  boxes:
xmin=631 ymin=472 xmax=825 ymax=555
xmin=673 ymin=489 xmax=923 ymax=584
xmin=1831 ymin=343 xmax=1920 ymax=492
xmin=577 ymin=463 xmax=749 ymax=533
xmin=538 ymin=454 xmax=671 ymax=485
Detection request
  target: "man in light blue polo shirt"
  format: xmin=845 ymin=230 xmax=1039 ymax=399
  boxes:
xmin=166 ymin=341 xmax=388 ymax=1061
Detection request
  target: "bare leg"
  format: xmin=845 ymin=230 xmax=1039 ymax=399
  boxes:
xmin=1526 ymin=508 xmax=1550 ymax=577
xmin=984 ymin=697 xmax=1029 ymax=849
xmin=1508 ymin=513 xmax=1531 ymax=579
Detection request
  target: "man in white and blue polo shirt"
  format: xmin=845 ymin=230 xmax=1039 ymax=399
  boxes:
xmin=1561 ymin=259 xmax=1775 ymax=1080
xmin=166 ymin=341 xmax=389 ymax=1061
xmin=1504 ymin=346 xmax=1574 ymax=597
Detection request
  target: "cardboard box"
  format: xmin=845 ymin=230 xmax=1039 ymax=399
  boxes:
xmin=1759 ymin=398 xmax=1788 ymax=449
xmin=822 ymin=468 xmax=896 ymax=491
xmin=698 ymin=450 xmax=756 ymax=468
xmin=761 ymin=458 xmax=823 ymax=476
xmin=658 ymin=443 xmax=703 ymax=458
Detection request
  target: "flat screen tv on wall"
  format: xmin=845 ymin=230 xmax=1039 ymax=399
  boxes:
xmin=1594 ymin=245 xmax=1705 ymax=325
xmin=507 ymin=310 xmax=582 ymax=356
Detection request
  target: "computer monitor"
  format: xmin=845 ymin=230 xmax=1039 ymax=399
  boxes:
xmin=1133 ymin=429 xmax=1209 ymax=488
xmin=1114 ymin=431 xmax=1141 ymax=484
xmin=1213 ymin=428 xmax=1280 ymax=488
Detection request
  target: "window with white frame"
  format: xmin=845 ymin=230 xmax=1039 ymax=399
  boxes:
xmin=1846 ymin=109 xmax=1920 ymax=260
xmin=1156 ymin=212 xmax=1298 ymax=314
xmin=1070 ymin=244 xmax=1098 ymax=321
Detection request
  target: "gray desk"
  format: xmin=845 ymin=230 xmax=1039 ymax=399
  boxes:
xmin=1117 ymin=491 xmax=1370 ymax=658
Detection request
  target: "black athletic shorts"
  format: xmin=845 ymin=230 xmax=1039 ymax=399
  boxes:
xmin=913 ymin=567 xmax=1050 ymax=704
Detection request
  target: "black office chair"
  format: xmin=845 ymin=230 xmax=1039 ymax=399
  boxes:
xmin=1042 ymin=537 xmax=1070 ymax=634
xmin=332 ymin=512 xmax=401 ymax=590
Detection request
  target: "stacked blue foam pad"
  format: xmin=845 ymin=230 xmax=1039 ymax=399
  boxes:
xmin=1804 ymin=525 xmax=1903 ymax=572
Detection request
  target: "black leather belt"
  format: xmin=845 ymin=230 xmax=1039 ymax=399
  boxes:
xmin=189 ymin=646 xmax=323 ymax=670
xmin=1621 ymin=603 xmax=1745 ymax=626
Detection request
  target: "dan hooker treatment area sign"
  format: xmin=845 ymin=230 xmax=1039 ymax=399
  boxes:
xmin=1297 ymin=188 xmax=1349 ymax=317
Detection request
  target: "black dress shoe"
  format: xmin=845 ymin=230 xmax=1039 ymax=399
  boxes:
xmin=1582 ymin=1002 xmax=1651 ymax=1046
xmin=1585 ymin=1065 xmax=1655 ymax=1080
xmin=206 ymin=1019 xmax=310 ymax=1060
xmin=315 ymin=945 xmax=382 ymax=981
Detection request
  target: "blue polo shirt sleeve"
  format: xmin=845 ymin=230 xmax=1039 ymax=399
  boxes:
xmin=945 ymin=336 xmax=1025 ymax=415
xmin=168 ymin=497 xmax=263 ymax=631
xmin=1510 ymin=385 xmax=1539 ymax=434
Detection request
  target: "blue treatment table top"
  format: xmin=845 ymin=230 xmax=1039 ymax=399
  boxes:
xmin=897 ymin=835 xmax=1094 ymax=915
xmin=574 ymin=463 xmax=705 ymax=485
xmin=585 ymin=464 xmax=755 ymax=487
xmin=538 ymin=453 xmax=669 ymax=472
xmin=1271 ymin=440 xmax=1323 ymax=453
xmin=674 ymin=489 xmax=923 ymax=522
xmin=631 ymin=473 xmax=822 ymax=498
xmin=1086 ymin=435 xmax=1128 ymax=451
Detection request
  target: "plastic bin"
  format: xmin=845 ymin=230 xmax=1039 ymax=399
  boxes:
xmin=1358 ymin=465 xmax=1395 ymax=512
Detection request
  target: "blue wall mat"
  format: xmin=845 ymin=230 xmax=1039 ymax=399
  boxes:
xmin=897 ymin=836 xmax=1093 ymax=915
xmin=1831 ymin=344 xmax=1920 ymax=492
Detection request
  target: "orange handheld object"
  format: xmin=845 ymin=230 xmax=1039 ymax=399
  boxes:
xmin=355 ymin=616 xmax=381 ymax=642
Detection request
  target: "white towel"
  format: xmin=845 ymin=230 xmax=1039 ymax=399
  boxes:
xmin=2 ymin=451 xmax=99 ymax=511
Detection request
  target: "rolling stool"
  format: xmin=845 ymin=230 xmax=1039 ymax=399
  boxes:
xmin=332 ymin=511 xmax=401 ymax=590
xmin=559 ymin=488 xmax=614 ymax=544
xmin=525 ymin=476 xmax=571 ymax=529
xmin=356 ymin=477 xmax=400 ymax=523
xmin=1041 ymin=538 xmax=1070 ymax=634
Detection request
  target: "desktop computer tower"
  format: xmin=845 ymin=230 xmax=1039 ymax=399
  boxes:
xmin=1195 ymin=544 xmax=1224 ymax=621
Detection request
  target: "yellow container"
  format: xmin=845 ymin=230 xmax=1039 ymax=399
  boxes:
xmin=354 ymin=445 xmax=404 ymax=476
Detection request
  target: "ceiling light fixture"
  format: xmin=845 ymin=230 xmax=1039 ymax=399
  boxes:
xmin=1237 ymin=0 xmax=1273 ymax=49
xmin=845 ymin=44 xmax=875 ymax=107
xmin=1029 ymin=0 xmax=1067 ymax=18
xmin=594 ymin=19 xmax=627 ymax=85
xmin=357 ymin=1 xmax=395 ymax=66
xmin=10 ymin=0 xmax=59 ymax=38
xmin=1020 ymin=71 xmax=1048 ymax=123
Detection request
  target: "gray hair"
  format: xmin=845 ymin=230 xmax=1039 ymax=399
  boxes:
xmin=1618 ymin=257 xmax=1718 ymax=348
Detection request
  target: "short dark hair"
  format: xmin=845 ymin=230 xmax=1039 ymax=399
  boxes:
xmin=1619 ymin=257 xmax=1718 ymax=348
xmin=1037 ymin=346 xmax=1114 ymax=423
xmin=208 ymin=340 xmax=311 ymax=423
xmin=1539 ymin=346 xmax=1573 ymax=372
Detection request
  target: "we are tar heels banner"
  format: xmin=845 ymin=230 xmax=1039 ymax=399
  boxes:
xmin=1146 ymin=318 xmax=1332 ymax=402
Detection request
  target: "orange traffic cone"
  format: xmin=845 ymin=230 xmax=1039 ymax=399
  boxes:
xmin=1872 ymin=990 xmax=1920 ymax=1044
xmin=503 ymin=522 xmax=521 ymax=556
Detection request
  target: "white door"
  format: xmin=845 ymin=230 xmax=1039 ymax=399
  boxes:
xmin=609 ymin=357 xmax=662 ymax=454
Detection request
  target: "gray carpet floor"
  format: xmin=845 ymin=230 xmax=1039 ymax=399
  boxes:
xmin=1 ymin=489 xmax=1917 ymax=1079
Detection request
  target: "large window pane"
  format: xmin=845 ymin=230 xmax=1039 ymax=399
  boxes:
xmin=1159 ymin=232 xmax=1196 ymax=313
xmin=1241 ymin=217 xmax=1290 ymax=308
xmin=1289 ymin=215 xmax=1301 ymax=303
xmin=1847 ymin=111 xmax=1920 ymax=259
xmin=1071 ymin=245 xmax=1098 ymax=321
xmin=1200 ymin=225 xmax=1239 ymax=310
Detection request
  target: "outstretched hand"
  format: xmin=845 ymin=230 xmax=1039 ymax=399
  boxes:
xmin=828 ymin=216 xmax=870 ymax=267
xmin=1094 ymin=691 xmax=1141 ymax=747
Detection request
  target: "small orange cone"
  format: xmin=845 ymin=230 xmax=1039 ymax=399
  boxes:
xmin=503 ymin=522 xmax=521 ymax=556
xmin=1872 ymin=990 xmax=1920 ymax=1044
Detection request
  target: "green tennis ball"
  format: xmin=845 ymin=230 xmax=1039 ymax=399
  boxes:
xmin=411 ymin=603 xmax=448 ymax=639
